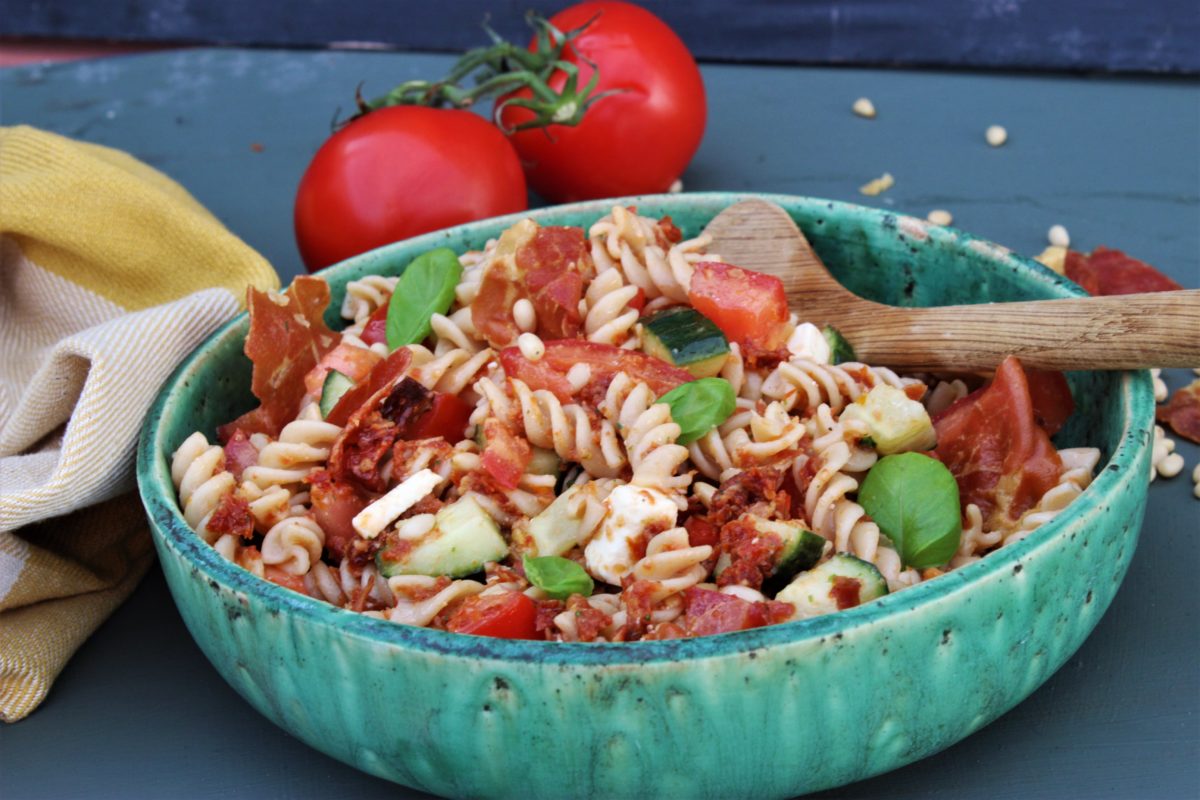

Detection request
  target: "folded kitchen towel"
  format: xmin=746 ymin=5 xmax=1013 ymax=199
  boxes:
xmin=0 ymin=125 xmax=279 ymax=721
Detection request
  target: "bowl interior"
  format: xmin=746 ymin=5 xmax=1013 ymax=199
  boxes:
xmin=138 ymin=192 xmax=1151 ymax=663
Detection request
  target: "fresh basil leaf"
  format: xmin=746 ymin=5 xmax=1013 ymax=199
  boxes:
xmin=657 ymin=377 xmax=736 ymax=445
xmin=822 ymin=325 xmax=857 ymax=364
xmin=386 ymin=247 xmax=463 ymax=350
xmin=523 ymin=555 xmax=593 ymax=600
xmin=858 ymin=452 xmax=961 ymax=569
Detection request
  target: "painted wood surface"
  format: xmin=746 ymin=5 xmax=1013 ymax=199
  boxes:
xmin=1 ymin=0 xmax=1198 ymax=74
xmin=0 ymin=48 xmax=1197 ymax=800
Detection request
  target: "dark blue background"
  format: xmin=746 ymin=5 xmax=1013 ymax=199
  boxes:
xmin=3 ymin=0 xmax=1198 ymax=74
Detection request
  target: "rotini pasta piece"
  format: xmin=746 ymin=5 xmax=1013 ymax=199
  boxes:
xmin=950 ymin=503 xmax=996 ymax=567
xmin=509 ymin=378 xmax=626 ymax=478
xmin=720 ymin=400 xmax=808 ymax=467
xmin=171 ymin=431 xmax=237 ymax=537
xmin=408 ymin=344 xmax=495 ymax=397
xmin=429 ymin=308 xmax=487 ymax=355
xmin=587 ymin=205 xmax=717 ymax=303
xmin=630 ymin=527 xmax=713 ymax=607
xmin=720 ymin=343 xmax=765 ymax=402
xmin=762 ymin=358 xmax=923 ymax=416
xmin=340 ymin=332 xmax=390 ymax=358
xmin=241 ymin=418 xmax=342 ymax=490
xmin=583 ymin=267 xmax=641 ymax=348
xmin=601 ymin=373 xmax=691 ymax=494
xmin=305 ymin=558 xmax=394 ymax=608
xmin=260 ymin=516 xmax=325 ymax=575
xmin=925 ymin=378 xmax=970 ymax=417
xmin=385 ymin=575 xmax=485 ymax=627
xmin=340 ymin=274 xmax=398 ymax=324
xmin=453 ymin=241 xmax=496 ymax=307
xmin=213 ymin=533 xmax=265 ymax=578
xmin=233 ymin=480 xmax=295 ymax=532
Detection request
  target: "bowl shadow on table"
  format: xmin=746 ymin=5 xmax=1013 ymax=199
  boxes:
xmin=137 ymin=192 xmax=1152 ymax=800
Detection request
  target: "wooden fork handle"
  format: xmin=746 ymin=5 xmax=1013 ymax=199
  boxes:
xmin=834 ymin=289 xmax=1200 ymax=371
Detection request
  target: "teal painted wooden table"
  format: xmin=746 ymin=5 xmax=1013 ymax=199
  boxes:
xmin=1 ymin=50 xmax=1197 ymax=799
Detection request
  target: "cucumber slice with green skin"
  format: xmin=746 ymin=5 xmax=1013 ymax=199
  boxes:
xmin=755 ymin=518 xmax=827 ymax=579
xmin=319 ymin=369 xmax=354 ymax=419
xmin=822 ymin=325 xmax=857 ymax=365
xmin=775 ymin=553 xmax=888 ymax=619
xmin=375 ymin=496 xmax=508 ymax=578
xmin=642 ymin=307 xmax=730 ymax=379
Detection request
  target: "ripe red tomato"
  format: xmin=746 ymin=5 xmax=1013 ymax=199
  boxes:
xmin=294 ymin=106 xmax=527 ymax=272
xmin=446 ymin=591 xmax=539 ymax=639
xmin=496 ymin=1 xmax=706 ymax=202
xmin=688 ymin=262 xmax=791 ymax=351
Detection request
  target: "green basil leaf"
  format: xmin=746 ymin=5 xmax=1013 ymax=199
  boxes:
xmin=858 ymin=452 xmax=961 ymax=569
xmin=385 ymin=247 xmax=463 ymax=350
xmin=523 ymin=555 xmax=593 ymax=600
xmin=822 ymin=324 xmax=857 ymax=364
xmin=657 ymin=377 xmax=736 ymax=445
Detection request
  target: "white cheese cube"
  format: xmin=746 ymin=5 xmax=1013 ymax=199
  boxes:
xmin=584 ymin=484 xmax=678 ymax=585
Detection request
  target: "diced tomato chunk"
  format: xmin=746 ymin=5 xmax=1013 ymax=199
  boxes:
xmin=360 ymin=299 xmax=392 ymax=346
xmin=446 ymin=591 xmax=539 ymax=639
xmin=933 ymin=356 xmax=1063 ymax=531
xmin=500 ymin=339 xmax=693 ymax=403
xmin=405 ymin=393 xmax=473 ymax=442
xmin=688 ymin=261 xmax=790 ymax=351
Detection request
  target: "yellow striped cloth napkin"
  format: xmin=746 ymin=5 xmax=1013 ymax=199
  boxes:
xmin=0 ymin=125 xmax=279 ymax=721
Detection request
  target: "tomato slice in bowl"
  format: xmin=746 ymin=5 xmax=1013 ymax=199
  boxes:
xmin=687 ymin=261 xmax=790 ymax=351
xmin=446 ymin=591 xmax=539 ymax=639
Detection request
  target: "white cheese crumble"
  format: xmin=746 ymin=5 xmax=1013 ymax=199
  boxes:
xmin=352 ymin=468 xmax=442 ymax=539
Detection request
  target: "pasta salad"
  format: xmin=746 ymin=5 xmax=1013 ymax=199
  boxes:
xmin=171 ymin=206 xmax=1101 ymax=641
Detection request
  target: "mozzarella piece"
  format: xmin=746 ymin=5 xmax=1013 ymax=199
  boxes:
xmin=584 ymin=484 xmax=679 ymax=585
xmin=352 ymin=468 xmax=442 ymax=539
xmin=786 ymin=322 xmax=832 ymax=364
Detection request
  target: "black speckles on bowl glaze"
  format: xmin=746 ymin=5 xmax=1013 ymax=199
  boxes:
xmin=135 ymin=192 xmax=1154 ymax=800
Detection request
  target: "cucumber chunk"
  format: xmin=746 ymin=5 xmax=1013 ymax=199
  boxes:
xmin=319 ymin=369 xmax=354 ymax=419
xmin=642 ymin=307 xmax=730 ymax=378
xmin=376 ymin=495 xmax=508 ymax=578
xmin=775 ymin=553 xmax=889 ymax=619
xmin=839 ymin=384 xmax=936 ymax=455
xmin=522 ymin=485 xmax=590 ymax=558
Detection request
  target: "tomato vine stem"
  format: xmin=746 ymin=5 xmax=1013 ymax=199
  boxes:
xmin=347 ymin=10 xmax=621 ymax=132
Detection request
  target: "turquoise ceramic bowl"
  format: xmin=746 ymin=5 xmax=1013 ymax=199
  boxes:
xmin=137 ymin=193 xmax=1152 ymax=799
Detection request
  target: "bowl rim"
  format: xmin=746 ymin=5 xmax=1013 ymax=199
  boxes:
xmin=136 ymin=191 xmax=1154 ymax=665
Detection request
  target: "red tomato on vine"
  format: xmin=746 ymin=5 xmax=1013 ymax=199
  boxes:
xmin=497 ymin=2 xmax=707 ymax=202
xmin=294 ymin=106 xmax=527 ymax=272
